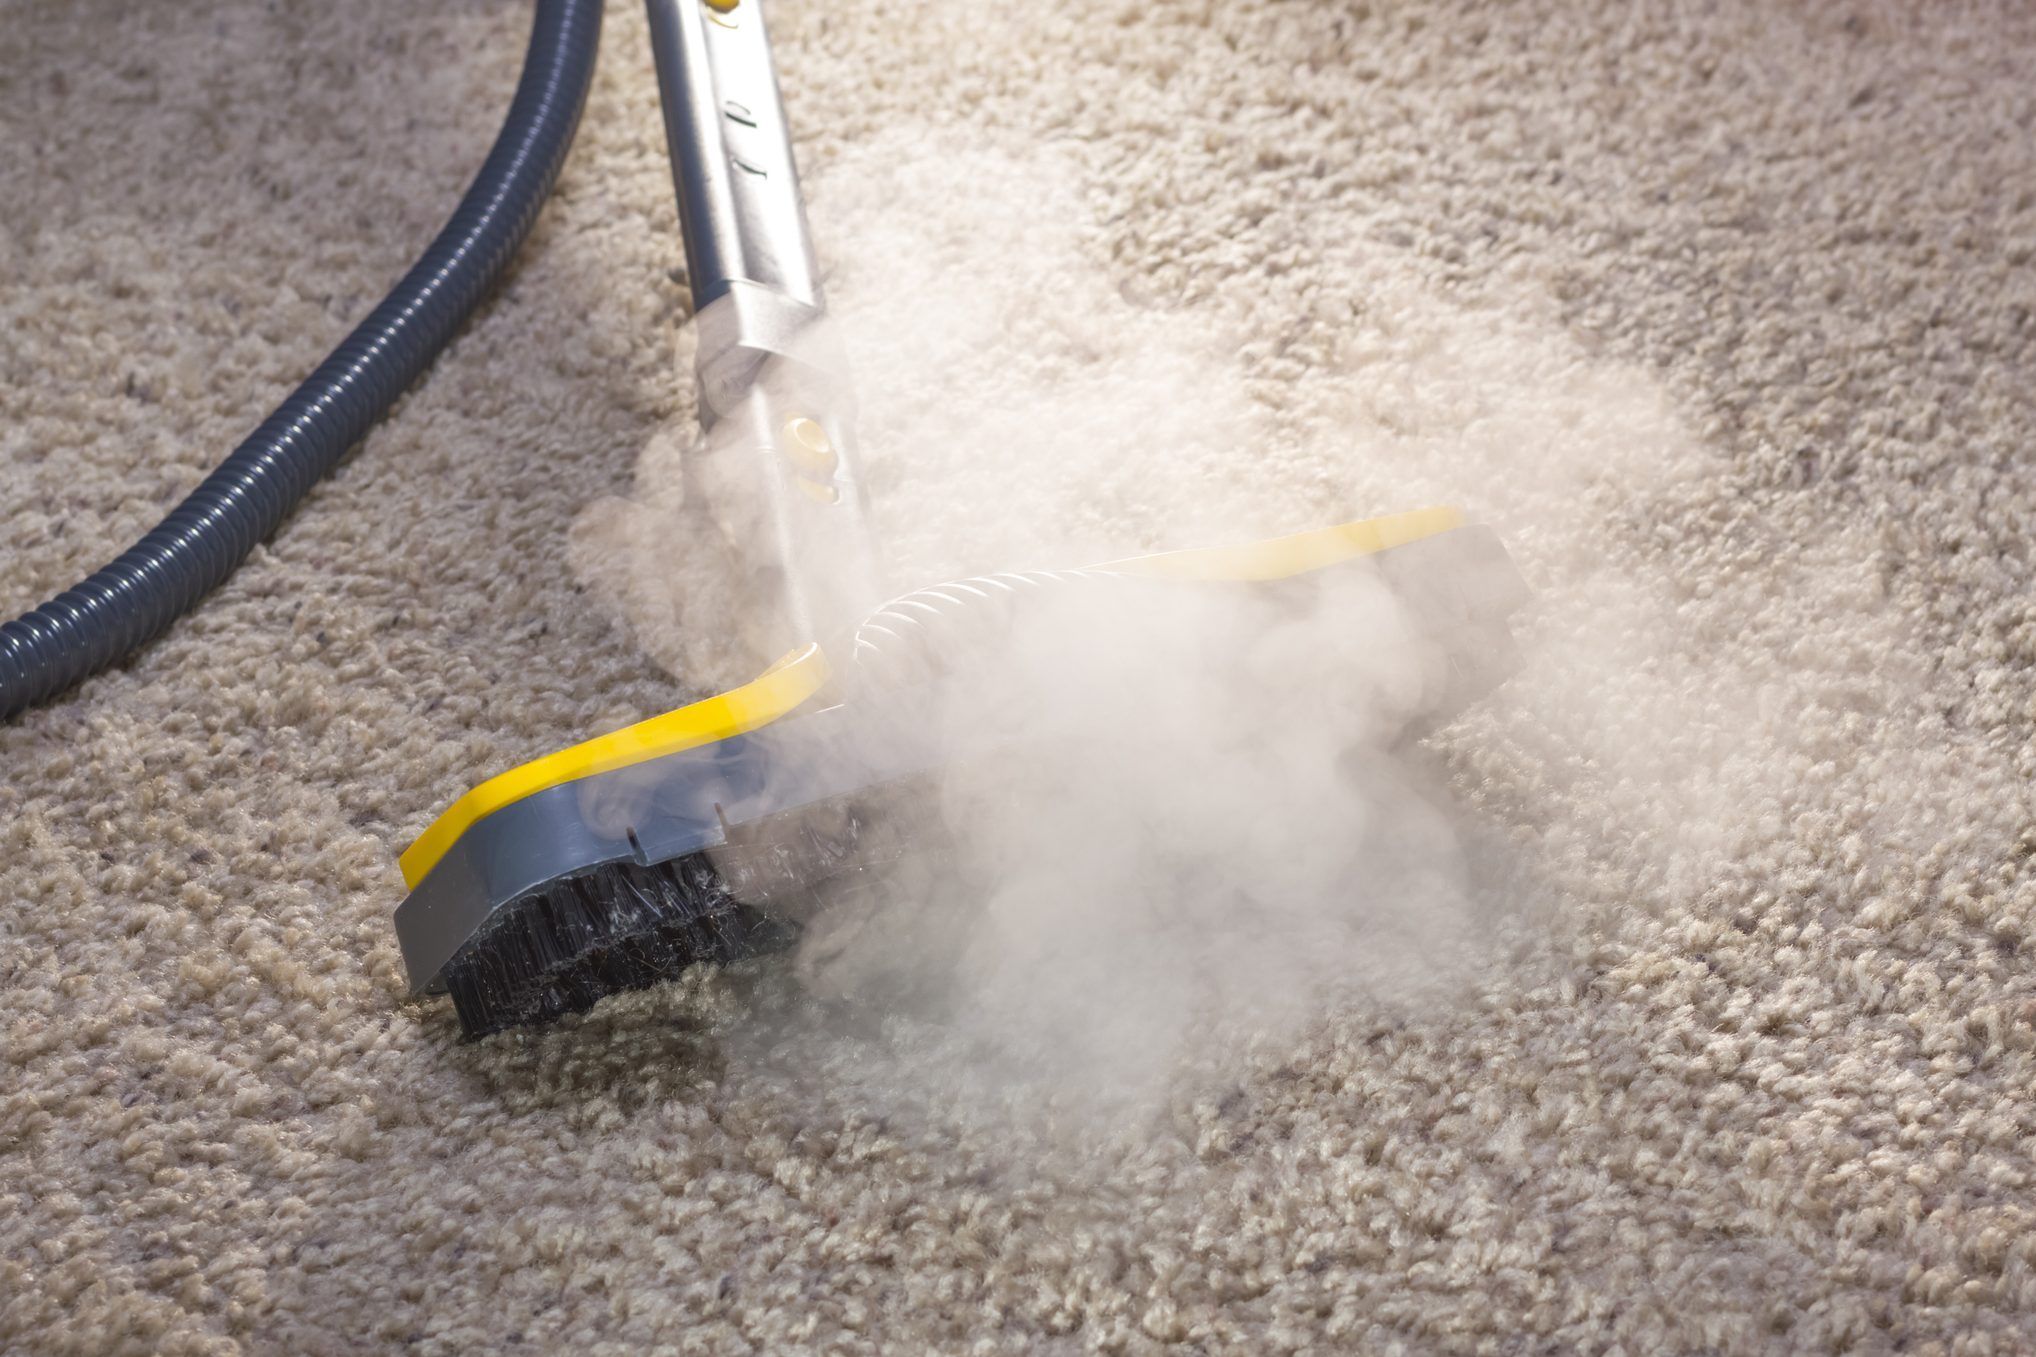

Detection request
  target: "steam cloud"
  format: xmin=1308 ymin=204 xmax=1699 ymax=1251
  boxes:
xmin=566 ymin=134 xmax=1654 ymax=1101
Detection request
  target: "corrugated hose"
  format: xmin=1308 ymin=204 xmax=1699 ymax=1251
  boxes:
xmin=0 ymin=0 xmax=603 ymax=719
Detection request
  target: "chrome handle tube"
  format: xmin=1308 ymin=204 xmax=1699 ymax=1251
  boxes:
xmin=646 ymin=0 xmax=884 ymax=654
xmin=646 ymin=0 xmax=819 ymax=309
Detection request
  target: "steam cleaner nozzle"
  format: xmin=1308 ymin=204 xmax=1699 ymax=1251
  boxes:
xmin=392 ymin=508 xmax=1528 ymax=1038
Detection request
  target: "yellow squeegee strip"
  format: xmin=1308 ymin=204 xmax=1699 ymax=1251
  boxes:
xmin=399 ymin=643 xmax=829 ymax=889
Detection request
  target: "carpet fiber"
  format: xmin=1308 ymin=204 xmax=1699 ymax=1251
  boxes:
xmin=5 ymin=1 xmax=2036 ymax=1352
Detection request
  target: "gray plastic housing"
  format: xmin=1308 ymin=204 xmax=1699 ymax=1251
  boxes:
xmin=393 ymin=699 xmax=943 ymax=995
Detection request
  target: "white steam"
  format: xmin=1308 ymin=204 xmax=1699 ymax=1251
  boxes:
xmin=567 ymin=133 xmax=1712 ymax=1099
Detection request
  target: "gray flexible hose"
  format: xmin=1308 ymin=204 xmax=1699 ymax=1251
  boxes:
xmin=0 ymin=0 xmax=604 ymax=719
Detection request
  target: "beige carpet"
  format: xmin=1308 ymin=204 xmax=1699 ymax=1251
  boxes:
xmin=6 ymin=0 xmax=2036 ymax=1351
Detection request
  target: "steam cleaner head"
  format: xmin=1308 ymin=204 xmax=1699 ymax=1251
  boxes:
xmin=393 ymin=507 xmax=1528 ymax=1037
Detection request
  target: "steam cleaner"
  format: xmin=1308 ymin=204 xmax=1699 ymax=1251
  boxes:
xmin=0 ymin=0 xmax=1527 ymax=1036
